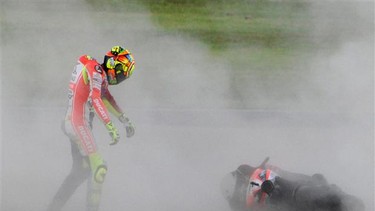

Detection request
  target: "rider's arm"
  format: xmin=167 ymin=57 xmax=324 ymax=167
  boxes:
xmin=102 ymin=89 xmax=124 ymax=118
xmin=87 ymin=63 xmax=111 ymax=125
xmin=102 ymin=86 xmax=135 ymax=138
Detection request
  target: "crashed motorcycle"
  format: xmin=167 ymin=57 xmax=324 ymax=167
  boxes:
xmin=220 ymin=157 xmax=365 ymax=211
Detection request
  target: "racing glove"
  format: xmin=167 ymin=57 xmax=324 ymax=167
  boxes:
xmin=105 ymin=121 xmax=120 ymax=145
xmin=88 ymin=153 xmax=107 ymax=184
xmin=119 ymin=113 xmax=135 ymax=138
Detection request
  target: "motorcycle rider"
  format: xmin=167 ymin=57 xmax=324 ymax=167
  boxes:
xmin=47 ymin=46 xmax=136 ymax=211
xmin=220 ymin=158 xmax=364 ymax=211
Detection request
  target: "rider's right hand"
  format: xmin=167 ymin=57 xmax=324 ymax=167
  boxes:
xmin=105 ymin=121 xmax=120 ymax=145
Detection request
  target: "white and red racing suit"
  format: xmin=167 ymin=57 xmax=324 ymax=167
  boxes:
xmin=64 ymin=54 xmax=123 ymax=156
xmin=49 ymin=55 xmax=125 ymax=211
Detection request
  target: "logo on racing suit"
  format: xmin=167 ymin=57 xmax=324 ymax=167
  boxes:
xmin=78 ymin=125 xmax=95 ymax=154
xmin=92 ymin=72 xmax=102 ymax=90
xmin=95 ymin=65 xmax=102 ymax=73
xmin=71 ymin=64 xmax=83 ymax=83
xmin=93 ymin=98 xmax=108 ymax=120
xmin=67 ymin=89 xmax=73 ymax=99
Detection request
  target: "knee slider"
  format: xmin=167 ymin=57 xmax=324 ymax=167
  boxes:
xmin=94 ymin=165 xmax=107 ymax=184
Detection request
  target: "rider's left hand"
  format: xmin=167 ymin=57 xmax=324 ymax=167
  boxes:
xmin=119 ymin=113 xmax=135 ymax=138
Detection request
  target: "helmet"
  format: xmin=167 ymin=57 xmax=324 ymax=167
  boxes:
xmin=104 ymin=45 xmax=135 ymax=85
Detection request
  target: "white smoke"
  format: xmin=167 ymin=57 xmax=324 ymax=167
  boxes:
xmin=1 ymin=0 xmax=373 ymax=211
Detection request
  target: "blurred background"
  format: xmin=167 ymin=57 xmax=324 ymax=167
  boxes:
xmin=1 ymin=0 xmax=374 ymax=210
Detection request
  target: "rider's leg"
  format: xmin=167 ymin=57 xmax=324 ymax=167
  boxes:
xmin=86 ymin=175 xmax=105 ymax=211
xmin=85 ymin=154 xmax=107 ymax=211
xmin=47 ymin=141 xmax=90 ymax=211
xmin=294 ymin=185 xmax=342 ymax=211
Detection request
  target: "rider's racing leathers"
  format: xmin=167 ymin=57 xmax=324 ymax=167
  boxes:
xmin=48 ymin=55 xmax=124 ymax=211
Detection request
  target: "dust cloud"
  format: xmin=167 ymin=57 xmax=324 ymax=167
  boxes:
xmin=1 ymin=0 xmax=373 ymax=211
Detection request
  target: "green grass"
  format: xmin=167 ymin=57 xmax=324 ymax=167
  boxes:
xmin=86 ymin=0 xmax=313 ymax=72
xmin=138 ymin=0 xmax=313 ymax=72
